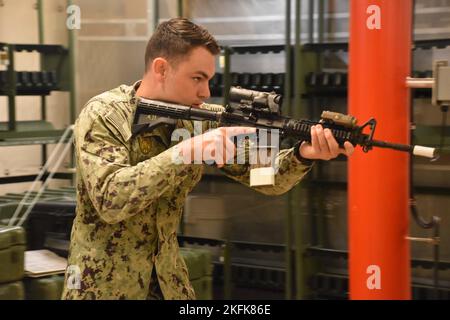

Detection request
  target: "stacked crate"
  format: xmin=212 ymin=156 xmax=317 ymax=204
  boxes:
xmin=0 ymin=189 xmax=75 ymax=300
xmin=23 ymin=274 xmax=65 ymax=300
xmin=0 ymin=225 xmax=66 ymax=300
xmin=180 ymin=247 xmax=213 ymax=300
xmin=0 ymin=226 xmax=26 ymax=299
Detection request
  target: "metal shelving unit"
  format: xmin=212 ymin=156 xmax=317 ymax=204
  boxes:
xmin=0 ymin=0 xmax=76 ymax=184
xmin=0 ymin=43 xmax=71 ymax=139
xmin=301 ymin=38 xmax=450 ymax=52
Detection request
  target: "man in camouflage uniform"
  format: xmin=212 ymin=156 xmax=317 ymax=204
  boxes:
xmin=62 ymin=18 xmax=354 ymax=300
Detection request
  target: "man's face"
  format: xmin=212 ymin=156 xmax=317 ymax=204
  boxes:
xmin=162 ymin=46 xmax=216 ymax=108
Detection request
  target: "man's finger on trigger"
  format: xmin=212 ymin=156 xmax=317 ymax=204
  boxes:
xmin=215 ymin=137 xmax=225 ymax=167
xmin=215 ymin=142 xmax=225 ymax=166
xmin=224 ymin=138 xmax=236 ymax=163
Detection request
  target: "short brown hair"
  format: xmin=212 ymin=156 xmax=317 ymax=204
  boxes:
xmin=144 ymin=18 xmax=220 ymax=71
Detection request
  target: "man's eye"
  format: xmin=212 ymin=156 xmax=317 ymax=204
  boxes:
xmin=193 ymin=77 xmax=201 ymax=82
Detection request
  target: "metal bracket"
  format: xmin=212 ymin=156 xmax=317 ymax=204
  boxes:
xmin=433 ymin=60 xmax=450 ymax=107
xmin=406 ymin=59 xmax=450 ymax=107
xmin=405 ymin=236 xmax=440 ymax=245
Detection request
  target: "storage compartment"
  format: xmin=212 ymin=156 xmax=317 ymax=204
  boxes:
xmin=0 ymin=281 xmax=25 ymax=300
xmin=24 ymin=275 xmax=65 ymax=300
xmin=180 ymin=247 xmax=213 ymax=299
xmin=26 ymin=202 xmax=76 ymax=257
xmin=0 ymin=226 xmax=26 ymax=283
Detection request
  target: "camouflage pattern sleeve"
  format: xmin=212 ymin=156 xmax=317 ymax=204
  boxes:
xmin=220 ymin=147 xmax=314 ymax=196
xmin=74 ymin=102 xmax=191 ymax=224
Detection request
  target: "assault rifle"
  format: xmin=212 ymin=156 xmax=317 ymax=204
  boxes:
xmin=132 ymin=86 xmax=437 ymax=159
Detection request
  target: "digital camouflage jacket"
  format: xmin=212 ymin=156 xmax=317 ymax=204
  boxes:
xmin=61 ymin=81 xmax=313 ymax=300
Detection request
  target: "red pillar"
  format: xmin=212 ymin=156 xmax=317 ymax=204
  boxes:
xmin=348 ymin=0 xmax=412 ymax=299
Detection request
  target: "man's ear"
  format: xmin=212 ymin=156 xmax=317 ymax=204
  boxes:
xmin=151 ymin=57 xmax=169 ymax=82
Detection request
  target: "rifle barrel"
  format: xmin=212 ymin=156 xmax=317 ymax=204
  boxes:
xmin=371 ymin=140 xmax=437 ymax=159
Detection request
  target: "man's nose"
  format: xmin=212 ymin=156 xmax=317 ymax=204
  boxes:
xmin=199 ymin=81 xmax=211 ymax=100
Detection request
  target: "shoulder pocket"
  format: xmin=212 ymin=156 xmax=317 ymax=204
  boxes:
xmin=103 ymin=109 xmax=132 ymax=143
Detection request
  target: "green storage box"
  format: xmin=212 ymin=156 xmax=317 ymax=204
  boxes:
xmin=191 ymin=276 xmax=212 ymax=300
xmin=24 ymin=275 xmax=65 ymax=300
xmin=0 ymin=226 xmax=26 ymax=283
xmin=180 ymin=247 xmax=212 ymax=280
xmin=180 ymin=247 xmax=213 ymax=300
xmin=0 ymin=281 xmax=25 ymax=300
